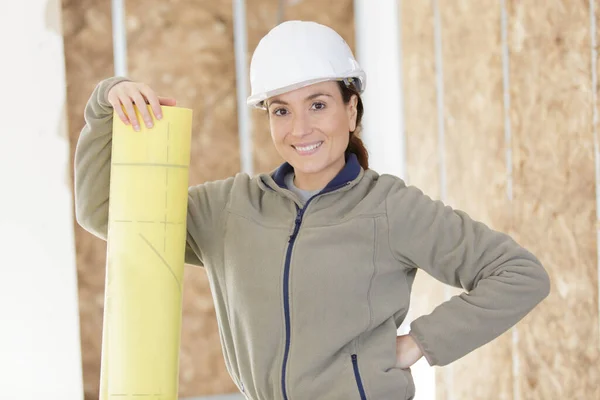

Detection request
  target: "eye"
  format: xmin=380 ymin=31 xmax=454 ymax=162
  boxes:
xmin=311 ymin=102 xmax=326 ymax=111
xmin=273 ymin=108 xmax=289 ymax=116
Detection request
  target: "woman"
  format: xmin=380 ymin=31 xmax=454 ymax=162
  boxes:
xmin=75 ymin=21 xmax=550 ymax=400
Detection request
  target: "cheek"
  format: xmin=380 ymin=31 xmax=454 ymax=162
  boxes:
xmin=269 ymin=119 xmax=286 ymax=145
xmin=323 ymin=117 xmax=350 ymax=145
xmin=337 ymin=132 xmax=350 ymax=151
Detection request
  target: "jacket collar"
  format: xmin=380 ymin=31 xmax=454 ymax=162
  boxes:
xmin=271 ymin=153 xmax=361 ymax=191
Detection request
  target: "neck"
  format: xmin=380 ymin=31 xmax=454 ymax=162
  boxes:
xmin=293 ymin=157 xmax=346 ymax=191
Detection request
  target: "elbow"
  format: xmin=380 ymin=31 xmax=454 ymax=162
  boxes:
xmin=74 ymin=204 xmax=90 ymax=231
xmin=74 ymin=203 xmax=93 ymax=234
xmin=527 ymin=258 xmax=551 ymax=304
xmin=74 ymin=200 xmax=108 ymax=240
xmin=511 ymin=244 xmax=551 ymax=304
xmin=74 ymin=192 xmax=89 ymax=229
xmin=535 ymin=263 xmax=551 ymax=302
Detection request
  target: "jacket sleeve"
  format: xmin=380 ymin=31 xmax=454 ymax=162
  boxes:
xmin=73 ymin=76 xmax=130 ymax=239
xmin=385 ymin=180 xmax=550 ymax=367
xmin=185 ymin=177 xmax=236 ymax=266
xmin=74 ymin=76 xmax=230 ymax=267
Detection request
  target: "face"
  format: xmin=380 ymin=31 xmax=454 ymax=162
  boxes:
xmin=266 ymin=81 xmax=358 ymax=180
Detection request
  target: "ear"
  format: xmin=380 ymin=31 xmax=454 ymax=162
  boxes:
xmin=346 ymin=94 xmax=359 ymax=132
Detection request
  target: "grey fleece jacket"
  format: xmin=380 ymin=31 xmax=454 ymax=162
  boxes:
xmin=74 ymin=77 xmax=551 ymax=400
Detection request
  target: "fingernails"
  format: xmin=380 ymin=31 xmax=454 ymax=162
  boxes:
xmin=133 ymin=124 xmax=140 ymax=131
xmin=146 ymin=120 xmax=154 ymax=128
xmin=157 ymin=113 xmax=163 ymax=120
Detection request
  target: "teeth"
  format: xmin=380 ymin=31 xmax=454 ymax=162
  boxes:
xmin=295 ymin=142 xmax=322 ymax=152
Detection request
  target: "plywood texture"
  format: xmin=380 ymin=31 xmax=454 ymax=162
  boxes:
xmin=399 ymin=3 xmax=448 ymax=400
xmin=402 ymin=0 xmax=439 ymax=199
xmin=61 ymin=1 xmax=115 ymax=398
xmin=440 ymin=1 xmax=513 ymax=399
xmin=246 ymin=0 xmax=355 ymax=173
xmin=124 ymin=0 xmax=241 ymax=396
xmin=508 ymin=1 xmax=599 ymax=398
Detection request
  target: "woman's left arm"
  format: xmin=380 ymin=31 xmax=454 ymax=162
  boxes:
xmin=386 ymin=180 xmax=551 ymax=367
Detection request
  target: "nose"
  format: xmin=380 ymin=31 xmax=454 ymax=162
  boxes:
xmin=291 ymin=113 xmax=312 ymax=137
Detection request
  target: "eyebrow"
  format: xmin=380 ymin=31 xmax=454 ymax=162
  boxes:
xmin=268 ymin=93 xmax=333 ymax=107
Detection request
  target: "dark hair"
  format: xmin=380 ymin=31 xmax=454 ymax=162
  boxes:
xmin=337 ymin=81 xmax=368 ymax=170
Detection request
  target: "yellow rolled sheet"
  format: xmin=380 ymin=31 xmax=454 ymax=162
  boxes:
xmin=100 ymin=105 xmax=193 ymax=400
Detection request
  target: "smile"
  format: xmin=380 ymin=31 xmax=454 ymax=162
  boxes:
xmin=292 ymin=141 xmax=323 ymax=155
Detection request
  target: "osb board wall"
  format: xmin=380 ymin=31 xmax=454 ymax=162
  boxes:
xmin=399 ymin=1 xmax=448 ymax=398
xmin=508 ymin=1 xmax=599 ymax=398
xmin=403 ymin=0 xmax=600 ymax=399
xmin=64 ymin=0 xmax=356 ymax=398
xmin=61 ymin=1 xmax=115 ymax=399
xmin=247 ymin=0 xmax=356 ymax=174
xmin=439 ymin=1 xmax=513 ymax=399
xmin=400 ymin=0 xmax=444 ymax=314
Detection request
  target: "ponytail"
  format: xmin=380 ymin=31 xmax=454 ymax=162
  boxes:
xmin=338 ymin=81 xmax=369 ymax=170
xmin=347 ymin=132 xmax=369 ymax=170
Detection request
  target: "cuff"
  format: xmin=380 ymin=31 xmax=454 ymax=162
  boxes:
xmin=98 ymin=76 xmax=132 ymax=107
xmin=408 ymin=329 xmax=436 ymax=366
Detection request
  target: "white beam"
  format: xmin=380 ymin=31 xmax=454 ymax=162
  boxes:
xmin=353 ymin=0 xmax=406 ymax=179
xmin=233 ymin=0 xmax=253 ymax=175
xmin=112 ymin=0 xmax=128 ymax=76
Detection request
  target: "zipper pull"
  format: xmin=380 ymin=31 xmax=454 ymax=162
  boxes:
xmin=294 ymin=208 xmax=304 ymax=227
xmin=289 ymin=210 xmax=303 ymax=242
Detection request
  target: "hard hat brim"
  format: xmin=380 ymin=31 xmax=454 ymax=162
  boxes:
xmin=247 ymin=73 xmax=366 ymax=109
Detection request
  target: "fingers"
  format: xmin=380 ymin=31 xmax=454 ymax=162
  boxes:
xmin=107 ymin=89 xmax=130 ymax=126
xmin=158 ymin=96 xmax=177 ymax=107
xmin=112 ymin=100 xmax=130 ymax=126
xmin=129 ymin=90 xmax=154 ymax=129
xmin=107 ymin=83 xmax=141 ymax=130
xmin=106 ymin=81 xmax=177 ymax=131
xmin=122 ymin=96 xmax=140 ymax=131
xmin=139 ymin=84 xmax=163 ymax=121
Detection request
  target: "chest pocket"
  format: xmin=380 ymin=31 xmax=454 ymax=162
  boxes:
xmin=289 ymin=217 xmax=377 ymax=348
xmin=222 ymin=212 xmax=289 ymax=323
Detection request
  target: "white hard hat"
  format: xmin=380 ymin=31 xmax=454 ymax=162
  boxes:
xmin=247 ymin=20 xmax=366 ymax=109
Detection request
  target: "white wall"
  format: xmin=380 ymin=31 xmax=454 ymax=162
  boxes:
xmin=0 ymin=0 xmax=84 ymax=398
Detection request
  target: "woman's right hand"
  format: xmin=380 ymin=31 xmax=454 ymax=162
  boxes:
xmin=107 ymin=81 xmax=177 ymax=131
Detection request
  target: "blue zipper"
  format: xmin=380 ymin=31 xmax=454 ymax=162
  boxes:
xmin=280 ymin=182 xmax=351 ymax=400
xmin=351 ymin=354 xmax=367 ymax=400
xmin=280 ymin=203 xmax=305 ymax=400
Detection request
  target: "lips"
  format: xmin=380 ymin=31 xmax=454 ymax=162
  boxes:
xmin=292 ymin=141 xmax=323 ymax=154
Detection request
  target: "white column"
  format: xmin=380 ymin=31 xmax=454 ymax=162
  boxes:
xmin=353 ymin=0 xmax=406 ymax=179
xmin=0 ymin=1 xmax=84 ymax=399
xmin=233 ymin=0 xmax=253 ymax=175
xmin=112 ymin=0 xmax=128 ymax=76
